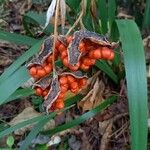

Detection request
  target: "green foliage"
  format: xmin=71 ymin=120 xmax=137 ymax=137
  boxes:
xmin=6 ymin=136 xmax=14 ymax=148
xmin=116 ymin=20 xmax=148 ymax=150
xmin=143 ymin=0 xmax=150 ymax=29
xmin=65 ymin=0 xmax=81 ymax=13
xmin=95 ymin=60 xmax=118 ymax=83
xmin=0 ymin=30 xmax=38 ymax=46
xmin=0 ymin=0 xmax=149 ymax=149
xmin=42 ymin=96 xmax=117 ymax=136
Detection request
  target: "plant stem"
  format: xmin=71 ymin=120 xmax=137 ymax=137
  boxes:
xmin=52 ymin=0 xmax=60 ymax=76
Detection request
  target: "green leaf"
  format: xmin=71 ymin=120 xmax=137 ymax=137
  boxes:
xmin=97 ymin=0 xmax=108 ymax=34
xmin=0 ymin=40 xmax=43 ymax=84
xmin=19 ymin=105 xmax=74 ymax=150
xmin=0 ymin=123 xmax=9 ymax=132
xmin=6 ymin=136 xmax=14 ymax=148
xmin=5 ymin=88 xmax=35 ymax=104
xmin=65 ymin=0 xmax=81 ymax=13
xmin=0 ymin=95 xmax=80 ymax=139
xmin=108 ymin=0 xmax=116 ymax=29
xmin=36 ymin=144 xmax=48 ymax=150
xmin=143 ymin=0 xmax=150 ymax=29
xmin=116 ymin=19 xmax=148 ymax=150
xmin=65 ymin=94 xmax=83 ymax=107
xmin=24 ymin=11 xmax=46 ymax=27
xmin=0 ymin=115 xmax=47 ymax=138
xmin=82 ymin=12 xmax=94 ymax=31
xmin=19 ymin=113 xmax=56 ymax=150
xmin=0 ymin=67 xmax=30 ymax=105
xmin=42 ymin=96 xmax=117 ymax=135
xmin=23 ymin=11 xmax=54 ymax=35
xmin=95 ymin=60 xmax=118 ymax=83
xmin=0 ymin=30 xmax=38 ymax=46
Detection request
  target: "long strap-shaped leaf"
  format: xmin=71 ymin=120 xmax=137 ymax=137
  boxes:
xmin=0 ymin=40 xmax=43 ymax=84
xmin=20 ymin=96 xmax=116 ymax=150
xmin=19 ymin=113 xmax=56 ymax=150
xmin=42 ymin=96 xmax=117 ymax=135
xmin=0 ymin=67 xmax=30 ymax=105
xmin=143 ymin=0 xmax=150 ymax=29
xmin=116 ymin=19 xmax=148 ymax=150
xmin=0 ymin=95 xmax=83 ymax=139
xmin=95 ymin=60 xmax=118 ymax=83
xmin=0 ymin=30 xmax=38 ymax=46
xmin=5 ymin=88 xmax=35 ymax=104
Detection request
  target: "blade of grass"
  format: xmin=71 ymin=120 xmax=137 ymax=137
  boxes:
xmin=0 ymin=94 xmax=82 ymax=138
xmin=65 ymin=0 xmax=80 ymax=13
xmin=24 ymin=11 xmax=46 ymax=27
xmin=0 ymin=67 xmax=30 ymax=105
xmin=23 ymin=11 xmax=54 ymax=35
xmin=143 ymin=0 xmax=150 ymax=29
xmin=1 ymin=60 xmax=63 ymax=105
xmin=97 ymin=0 xmax=108 ymax=34
xmin=108 ymin=0 xmax=116 ymax=29
xmin=19 ymin=114 xmax=55 ymax=150
xmin=65 ymin=94 xmax=83 ymax=107
xmin=0 ymin=115 xmax=47 ymax=138
xmin=5 ymin=88 xmax=35 ymax=104
xmin=0 ymin=40 xmax=43 ymax=84
xmin=95 ymin=60 xmax=118 ymax=83
xmin=42 ymin=96 xmax=117 ymax=135
xmin=0 ymin=30 xmax=38 ymax=46
xmin=19 ymin=105 xmax=74 ymax=150
xmin=116 ymin=19 xmax=148 ymax=150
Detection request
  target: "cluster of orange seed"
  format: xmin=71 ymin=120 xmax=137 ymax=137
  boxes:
xmin=29 ymin=35 xmax=115 ymax=77
xmin=27 ymin=34 xmax=115 ymax=111
xmin=34 ymin=74 xmax=87 ymax=110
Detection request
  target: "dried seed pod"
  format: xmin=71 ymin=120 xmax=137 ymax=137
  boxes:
xmin=26 ymin=37 xmax=54 ymax=68
xmin=43 ymin=75 xmax=61 ymax=113
xmin=61 ymin=71 xmax=87 ymax=79
xmin=25 ymin=30 xmax=116 ymax=112
xmin=67 ymin=30 xmax=112 ymax=66
xmin=33 ymin=74 xmax=52 ymax=90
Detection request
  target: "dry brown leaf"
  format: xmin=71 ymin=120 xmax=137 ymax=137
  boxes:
xmin=0 ymin=55 xmax=12 ymax=66
xmin=78 ymin=77 xmax=104 ymax=112
xmin=9 ymin=106 xmax=55 ymax=135
xmin=78 ymin=73 xmax=105 ymax=112
xmin=9 ymin=107 xmax=41 ymax=135
xmin=89 ymin=78 xmax=100 ymax=103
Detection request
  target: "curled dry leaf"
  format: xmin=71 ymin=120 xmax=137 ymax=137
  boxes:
xmin=78 ymin=78 xmax=105 ymax=112
xmin=44 ymin=0 xmax=57 ymax=28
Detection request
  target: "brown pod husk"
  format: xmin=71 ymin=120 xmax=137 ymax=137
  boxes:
xmin=61 ymin=71 xmax=87 ymax=79
xmin=26 ymin=36 xmax=67 ymax=68
xmin=33 ymin=74 xmax=52 ymax=90
xmin=58 ymin=35 xmax=67 ymax=46
xmin=43 ymin=75 xmax=61 ymax=113
xmin=26 ymin=36 xmax=54 ymax=68
xmin=67 ymin=30 xmax=112 ymax=65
